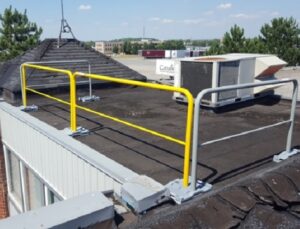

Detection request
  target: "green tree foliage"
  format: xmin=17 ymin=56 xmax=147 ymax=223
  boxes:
xmin=84 ymin=41 xmax=95 ymax=49
xmin=122 ymin=41 xmax=142 ymax=54
xmin=208 ymin=17 xmax=300 ymax=65
xmin=112 ymin=45 xmax=119 ymax=54
xmin=122 ymin=39 xmax=186 ymax=54
xmin=260 ymin=17 xmax=300 ymax=65
xmin=0 ymin=6 xmax=43 ymax=61
xmin=143 ymin=42 xmax=156 ymax=50
xmin=222 ymin=24 xmax=246 ymax=53
xmin=191 ymin=39 xmax=219 ymax=47
xmin=123 ymin=41 xmax=132 ymax=54
xmin=206 ymin=40 xmax=224 ymax=55
xmin=244 ymin=37 xmax=267 ymax=53
xmin=207 ymin=25 xmax=248 ymax=54
xmin=157 ymin=40 xmax=185 ymax=50
xmin=131 ymin=43 xmax=140 ymax=54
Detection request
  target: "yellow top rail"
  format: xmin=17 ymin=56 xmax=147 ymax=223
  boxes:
xmin=74 ymin=72 xmax=194 ymax=187
xmin=21 ymin=63 xmax=77 ymax=131
xmin=21 ymin=64 xmax=194 ymax=187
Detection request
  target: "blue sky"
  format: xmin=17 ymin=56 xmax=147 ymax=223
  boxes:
xmin=0 ymin=0 xmax=299 ymax=41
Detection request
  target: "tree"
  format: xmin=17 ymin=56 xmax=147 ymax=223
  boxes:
xmin=84 ymin=41 xmax=95 ymax=49
xmin=260 ymin=17 xmax=300 ymax=65
xmin=143 ymin=42 xmax=156 ymax=50
xmin=0 ymin=6 xmax=43 ymax=61
xmin=243 ymin=37 xmax=266 ymax=53
xmin=112 ymin=45 xmax=119 ymax=54
xmin=130 ymin=43 xmax=141 ymax=54
xmin=206 ymin=40 xmax=224 ymax=55
xmin=123 ymin=41 xmax=132 ymax=54
xmin=207 ymin=25 xmax=248 ymax=54
xmin=157 ymin=40 xmax=185 ymax=50
xmin=222 ymin=24 xmax=246 ymax=53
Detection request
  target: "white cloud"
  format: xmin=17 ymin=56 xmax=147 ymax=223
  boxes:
xmin=230 ymin=13 xmax=258 ymax=19
xmin=148 ymin=17 xmax=174 ymax=24
xmin=162 ymin=19 xmax=174 ymax=24
xmin=204 ymin=11 xmax=214 ymax=16
xmin=121 ymin=22 xmax=129 ymax=27
xmin=218 ymin=3 xmax=232 ymax=10
xmin=78 ymin=4 xmax=92 ymax=11
xmin=148 ymin=17 xmax=161 ymax=22
xmin=270 ymin=11 xmax=279 ymax=17
xmin=183 ymin=18 xmax=205 ymax=25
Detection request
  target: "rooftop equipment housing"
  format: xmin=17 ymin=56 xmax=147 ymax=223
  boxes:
xmin=172 ymin=53 xmax=286 ymax=107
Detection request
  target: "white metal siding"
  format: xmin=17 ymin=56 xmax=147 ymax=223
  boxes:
xmin=0 ymin=103 xmax=137 ymax=199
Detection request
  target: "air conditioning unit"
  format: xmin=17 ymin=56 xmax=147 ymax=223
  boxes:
xmin=173 ymin=54 xmax=286 ymax=107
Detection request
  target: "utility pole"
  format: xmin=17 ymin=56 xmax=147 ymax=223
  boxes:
xmin=143 ymin=26 xmax=145 ymax=40
xmin=58 ymin=0 xmax=76 ymax=48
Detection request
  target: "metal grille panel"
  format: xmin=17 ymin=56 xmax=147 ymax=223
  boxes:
xmin=218 ymin=61 xmax=239 ymax=101
xmin=181 ymin=61 xmax=213 ymax=100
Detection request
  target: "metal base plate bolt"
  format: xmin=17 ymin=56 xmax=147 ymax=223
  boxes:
xmin=166 ymin=178 xmax=212 ymax=204
xmin=62 ymin=126 xmax=89 ymax=137
xmin=78 ymin=95 xmax=100 ymax=103
xmin=273 ymin=148 xmax=300 ymax=163
xmin=20 ymin=105 xmax=38 ymax=112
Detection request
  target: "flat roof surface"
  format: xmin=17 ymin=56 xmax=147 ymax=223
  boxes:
xmin=23 ymin=86 xmax=300 ymax=189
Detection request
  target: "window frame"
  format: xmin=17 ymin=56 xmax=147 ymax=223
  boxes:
xmin=3 ymin=144 xmax=63 ymax=214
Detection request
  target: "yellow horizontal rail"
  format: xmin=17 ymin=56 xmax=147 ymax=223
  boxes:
xmin=25 ymin=88 xmax=185 ymax=145
xmin=26 ymin=87 xmax=185 ymax=145
xmin=76 ymin=104 xmax=186 ymax=146
xmin=74 ymin=72 xmax=194 ymax=187
xmin=75 ymin=72 xmax=189 ymax=93
xmin=26 ymin=88 xmax=70 ymax=106
xmin=21 ymin=63 xmax=77 ymax=131
xmin=22 ymin=63 xmax=74 ymax=75
xmin=21 ymin=64 xmax=194 ymax=188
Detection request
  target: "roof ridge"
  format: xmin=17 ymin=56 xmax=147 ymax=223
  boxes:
xmin=0 ymin=38 xmax=147 ymax=95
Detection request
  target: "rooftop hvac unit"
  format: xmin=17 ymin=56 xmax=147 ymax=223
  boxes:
xmin=173 ymin=54 xmax=286 ymax=107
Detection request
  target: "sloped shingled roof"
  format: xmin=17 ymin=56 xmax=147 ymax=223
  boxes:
xmin=0 ymin=39 xmax=146 ymax=93
xmin=128 ymin=156 xmax=300 ymax=228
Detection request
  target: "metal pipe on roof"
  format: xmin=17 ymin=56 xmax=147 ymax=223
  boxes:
xmin=19 ymin=60 xmax=93 ymax=104
xmin=191 ymin=78 xmax=298 ymax=191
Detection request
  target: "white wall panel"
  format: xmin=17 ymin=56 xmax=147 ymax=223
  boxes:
xmin=0 ymin=103 xmax=138 ymax=199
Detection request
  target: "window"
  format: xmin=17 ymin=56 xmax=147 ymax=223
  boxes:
xmin=7 ymin=151 xmax=23 ymax=206
xmin=5 ymin=146 xmax=62 ymax=215
xmin=25 ymin=168 xmax=45 ymax=210
xmin=47 ymin=189 xmax=60 ymax=205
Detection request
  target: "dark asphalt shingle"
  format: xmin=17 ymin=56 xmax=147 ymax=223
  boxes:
xmin=0 ymin=39 xmax=146 ymax=93
xmin=127 ymin=158 xmax=300 ymax=229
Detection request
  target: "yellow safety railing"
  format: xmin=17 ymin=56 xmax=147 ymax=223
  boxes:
xmin=21 ymin=63 xmax=77 ymax=131
xmin=74 ymin=72 xmax=194 ymax=187
xmin=21 ymin=63 xmax=194 ymax=187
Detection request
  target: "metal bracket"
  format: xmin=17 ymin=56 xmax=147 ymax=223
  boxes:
xmin=273 ymin=149 xmax=300 ymax=163
xmin=166 ymin=178 xmax=212 ymax=204
xmin=20 ymin=105 xmax=38 ymax=112
xmin=78 ymin=95 xmax=100 ymax=103
xmin=62 ymin=126 xmax=89 ymax=137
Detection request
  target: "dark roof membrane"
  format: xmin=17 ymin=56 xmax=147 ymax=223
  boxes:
xmin=0 ymin=39 xmax=147 ymax=93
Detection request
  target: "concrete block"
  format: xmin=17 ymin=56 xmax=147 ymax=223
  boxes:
xmin=121 ymin=175 xmax=169 ymax=213
xmin=0 ymin=192 xmax=114 ymax=228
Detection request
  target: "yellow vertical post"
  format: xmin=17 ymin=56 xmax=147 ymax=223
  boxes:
xmin=21 ymin=65 xmax=27 ymax=107
xmin=182 ymin=89 xmax=194 ymax=187
xmin=69 ymin=72 xmax=77 ymax=132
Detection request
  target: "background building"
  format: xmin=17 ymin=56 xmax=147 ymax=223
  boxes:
xmin=94 ymin=41 xmax=123 ymax=55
